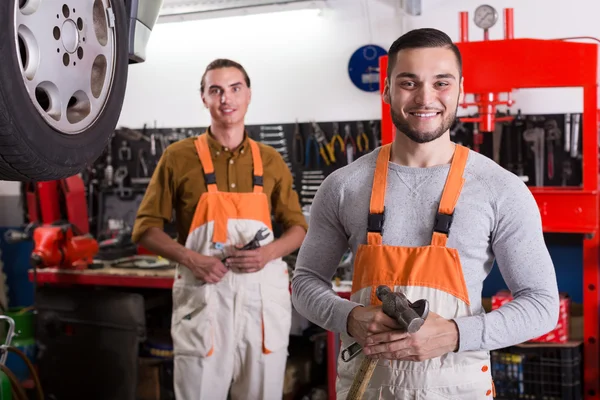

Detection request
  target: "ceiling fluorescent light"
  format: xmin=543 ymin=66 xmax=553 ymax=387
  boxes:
xmin=158 ymin=0 xmax=327 ymax=23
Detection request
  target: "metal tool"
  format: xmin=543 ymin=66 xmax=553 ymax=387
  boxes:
xmin=118 ymin=141 xmax=131 ymax=161
xmin=150 ymin=134 xmax=157 ymax=156
xmin=301 ymin=179 xmax=324 ymax=184
xmin=343 ymin=286 xmax=429 ymax=400
xmin=545 ymin=119 xmax=561 ymax=180
xmin=302 ymin=185 xmax=321 ymax=191
xmin=293 ymin=120 xmax=304 ymax=165
xmin=260 ymin=131 xmax=285 ymax=139
xmin=260 ymin=125 xmax=283 ymax=131
xmin=492 ymin=121 xmax=503 ymax=164
xmin=523 ymin=126 xmax=545 ymax=186
xmin=114 ymin=166 xmax=133 ymax=199
xmin=138 ymin=149 xmax=149 ymax=177
xmin=356 ymin=121 xmax=370 ymax=153
xmin=570 ymin=113 xmax=580 ymax=159
xmin=327 ymin=122 xmax=345 ymax=163
xmin=304 ymin=133 xmax=321 ymax=168
xmin=303 ymin=170 xmax=324 ymax=176
xmin=261 ymin=139 xmax=287 ymax=146
xmin=311 ymin=121 xmax=334 ymax=165
xmin=369 ymin=120 xmax=380 ymax=148
xmin=561 ymin=160 xmax=573 ymax=186
xmin=343 ymin=123 xmax=357 ymax=164
xmin=564 ymin=113 xmax=571 ymax=153
xmin=222 ymin=228 xmax=271 ymax=264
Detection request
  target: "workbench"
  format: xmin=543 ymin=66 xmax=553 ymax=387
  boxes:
xmin=28 ymin=265 xmax=350 ymax=400
xmin=28 ymin=265 xmax=175 ymax=289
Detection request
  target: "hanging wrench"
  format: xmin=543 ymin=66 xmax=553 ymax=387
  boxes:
xmin=544 ymin=119 xmax=561 ymax=180
xmin=261 ymin=139 xmax=287 ymax=146
xmin=570 ymin=114 xmax=580 ymax=159
xmin=260 ymin=125 xmax=283 ymax=131
xmin=523 ymin=126 xmax=545 ymax=187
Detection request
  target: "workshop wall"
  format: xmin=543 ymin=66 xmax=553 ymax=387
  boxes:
xmin=117 ymin=0 xmax=403 ymax=128
xmin=118 ymin=0 xmax=600 ymax=130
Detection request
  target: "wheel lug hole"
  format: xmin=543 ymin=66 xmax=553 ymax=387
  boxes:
xmin=53 ymin=26 xmax=60 ymax=40
xmin=77 ymin=47 xmax=84 ymax=60
xmin=63 ymin=53 xmax=69 ymax=67
xmin=77 ymin=17 xmax=83 ymax=30
xmin=62 ymin=4 xmax=70 ymax=18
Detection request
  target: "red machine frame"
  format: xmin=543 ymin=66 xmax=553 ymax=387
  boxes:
xmin=379 ymin=8 xmax=599 ymax=398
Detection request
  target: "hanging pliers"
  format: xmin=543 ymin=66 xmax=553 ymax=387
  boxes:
xmin=343 ymin=123 xmax=357 ymax=164
xmin=304 ymin=131 xmax=322 ymax=169
xmin=356 ymin=121 xmax=370 ymax=153
xmin=327 ymin=122 xmax=345 ymax=164
xmin=311 ymin=121 xmax=333 ymax=166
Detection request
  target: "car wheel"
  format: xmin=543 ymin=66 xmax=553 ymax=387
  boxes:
xmin=0 ymin=0 xmax=129 ymax=181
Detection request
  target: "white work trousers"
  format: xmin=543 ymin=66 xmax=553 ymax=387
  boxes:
xmin=173 ymin=276 xmax=289 ymax=400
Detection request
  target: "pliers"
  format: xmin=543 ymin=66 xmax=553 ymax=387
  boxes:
xmin=343 ymin=123 xmax=357 ymax=164
xmin=356 ymin=121 xmax=370 ymax=153
xmin=305 ymin=132 xmax=322 ymax=169
xmin=369 ymin=120 xmax=380 ymax=148
xmin=292 ymin=119 xmax=304 ymax=165
xmin=311 ymin=121 xmax=333 ymax=166
xmin=327 ymin=122 xmax=345 ymax=163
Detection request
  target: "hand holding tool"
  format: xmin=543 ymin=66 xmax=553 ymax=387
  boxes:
xmin=343 ymin=286 xmax=429 ymax=400
xmin=222 ymin=228 xmax=271 ymax=265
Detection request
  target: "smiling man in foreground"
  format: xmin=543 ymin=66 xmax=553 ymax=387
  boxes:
xmin=291 ymin=28 xmax=559 ymax=399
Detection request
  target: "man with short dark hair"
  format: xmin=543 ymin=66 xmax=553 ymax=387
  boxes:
xmin=292 ymin=28 xmax=559 ymax=399
xmin=133 ymin=58 xmax=307 ymax=399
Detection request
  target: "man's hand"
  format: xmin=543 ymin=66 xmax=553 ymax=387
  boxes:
xmin=346 ymin=305 xmax=406 ymax=346
xmin=182 ymin=250 xmax=228 ymax=283
xmin=225 ymin=245 xmax=274 ymax=273
xmin=362 ymin=311 xmax=459 ymax=362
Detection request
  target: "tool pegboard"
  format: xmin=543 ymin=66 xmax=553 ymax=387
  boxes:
xmin=84 ymin=120 xmax=381 ymax=237
xmin=452 ymin=112 xmax=583 ymax=188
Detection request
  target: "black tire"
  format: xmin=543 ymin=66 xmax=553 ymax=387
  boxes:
xmin=0 ymin=0 xmax=129 ymax=181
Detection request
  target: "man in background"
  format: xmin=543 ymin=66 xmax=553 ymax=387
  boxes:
xmin=132 ymin=58 xmax=307 ymax=399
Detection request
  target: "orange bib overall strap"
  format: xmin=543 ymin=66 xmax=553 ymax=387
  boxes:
xmin=431 ymin=145 xmax=469 ymax=247
xmin=366 ymin=144 xmax=392 ymax=246
xmin=194 ymin=134 xmax=265 ymax=194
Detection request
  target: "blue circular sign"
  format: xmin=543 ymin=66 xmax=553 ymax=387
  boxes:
xmin=348 ymin=44 xmax=388 ymax=92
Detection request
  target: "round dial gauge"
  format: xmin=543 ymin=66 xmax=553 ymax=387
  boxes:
xmin=474 ymin=4 xmax=498 ymax=30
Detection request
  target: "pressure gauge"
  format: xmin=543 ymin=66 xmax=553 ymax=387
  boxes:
xmin=474 ymin=4 xmax=498 ymax=30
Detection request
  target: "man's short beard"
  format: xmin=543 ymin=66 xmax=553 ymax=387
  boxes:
xmin=391 ymin=108 xmax=457 ymax=144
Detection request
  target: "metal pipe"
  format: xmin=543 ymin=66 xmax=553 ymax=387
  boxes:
xmin=459 ymin=11 xmax=469 ymax=42
xmin=504 ymin=8 xmax=514 ymax=39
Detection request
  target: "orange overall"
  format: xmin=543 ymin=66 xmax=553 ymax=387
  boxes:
xmin=170 ymin=134 xmax=291 ymax=399
xmin=336 ymin=144 xmax=494 ymax=399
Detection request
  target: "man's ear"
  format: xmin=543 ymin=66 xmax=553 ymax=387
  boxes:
xmin=201 ymin=92 xmax=208 ymax=108
xmin=458 ymin=76 xmax=465 ymax=104
xmin=382 ymin=77 xmax=391 ymax=105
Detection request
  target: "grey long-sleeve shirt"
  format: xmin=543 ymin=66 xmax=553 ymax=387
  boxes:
xmin=291 ymin=146 xmax=560 ymax=352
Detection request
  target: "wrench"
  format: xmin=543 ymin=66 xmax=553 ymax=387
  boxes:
xmin=118 ymin=141 xmax=131 ymax=161
xmin=260 ymin=132 xmax=285 ymax=139
xmin=222 ymin=227 xmax=271 ymax=264
xmin=138 ymin=149 xmax=149 ymax=177
xmin=570 ymin=113 xmax=580 ymax=159
xmin=261 ymin=139 xmax=287 ymax=146
xmin=114 ymin=166 xmax=133 ymax=199
xmin=260 ymin=125 xmax=283 ymax=131
xmin=523 ymin=126 xmax=545 ymax=186
xmin=564 ymin=113 xmax=571 ymax=153
xmin=544 ymin=119 xmax=561 ymax=180
xmin=302 ymin=185 xmax=320 ymax=191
